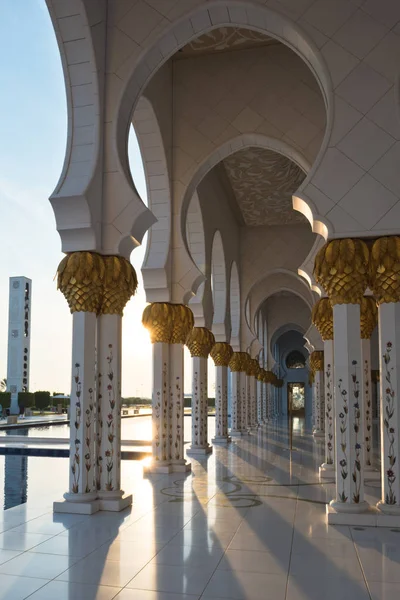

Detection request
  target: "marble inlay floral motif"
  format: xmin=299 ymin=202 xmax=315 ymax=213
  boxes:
xmin=383 ymin=342 xmax=396 ymax=505
xmin=325 ymin=364 xmax=333 ymax=465
xmin=223 ymin=148 xmax=306 ymax=226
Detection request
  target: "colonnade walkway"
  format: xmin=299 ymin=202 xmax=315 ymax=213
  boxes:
xmin=0 ymin=420 xmax=396 ymax=600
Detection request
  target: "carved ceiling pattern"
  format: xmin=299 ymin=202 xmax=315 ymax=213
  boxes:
xmin=176 ymin=27 xmax=273 ymax=57
xmin=223 ymin=148 xmax=306 ymax=226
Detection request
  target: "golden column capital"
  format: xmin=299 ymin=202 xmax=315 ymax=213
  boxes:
xmin=170 ymin=304 xmax=194 ymax=344
xmin=257 ymin=368 xmax=266 ymax=382
xmin=360 ymin=296 xmax=378 ymax=339
xmin=57 ymin=251 xmax=105 ymax=313
xmin=210 ymin=342 xmax=233 ymax=366
xmin=369 ymin=236 xmax=400 ymax=304
xmin=229 ymin=351 xmax=249 ymax=373
xmin=314 ymin=238 xmax=369 ymax=305
xmin=264 ymin=371 xmax=275 ymax=384
xmin=142 ymin=302 xmax=175 ymax=343
xmin=312 ymin=298 xmax=333 ymax=340
xmin=310 ymin=350 xmax=324 ymax=372
xmin=101 ymin=255 xmax=138 ymax=316
xmin=275 ymin=378 xmax=284 ymax=388
xmin=186 ymin=327 xmax=215 ymax=358
xmin=246 ymin=358 xmax=260 ymax=377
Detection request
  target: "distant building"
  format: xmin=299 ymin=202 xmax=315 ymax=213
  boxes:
xmin=6 ymin=277 xmax=32 ymax=414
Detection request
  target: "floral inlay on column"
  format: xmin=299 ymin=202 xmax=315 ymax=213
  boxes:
xmin=351 ymin=360 xmax=362 ymax=503
xmin=95 ymin=370 xmax=103 ymax=490
xmin=383 ymin=341 xmax=396 ymax=505
xmin=338 ymin=378 xmax=348 ymax=503
xmin=72 ymin=363 xmax=82 ymax=494
xmin=105 ymin=344 xmax=115 ymax=491
xmin=364 ymin=358 xmax=372 ymax=467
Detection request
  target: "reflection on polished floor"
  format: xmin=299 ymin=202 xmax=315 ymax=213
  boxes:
xmin=0 ymin=419 xmax=397 ymax=600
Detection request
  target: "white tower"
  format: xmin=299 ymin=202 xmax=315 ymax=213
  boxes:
xmin=7 ymin=277 xmax=32 ymax=414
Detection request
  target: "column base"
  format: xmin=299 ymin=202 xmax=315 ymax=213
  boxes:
xmin=327 ymin=503 xmax=400 ymax=527
xmin=212 ymin=436 xmax=231 ymax=444
xmin=231 ymin=430 xmax=242 ymax=438
xmin=54 ymin=493 xmax=100 ymax=515
xmin=329 ymin=499 xmax=370 ymax=514
xmin=376 ymin=500 xmax=400 ymax=516
xmin=171 ymin=460 xmax=192 ymax=473
xmin=186 ymin=445 xmax=213 ymax=456
xmin=319 ymin=463 xmax=335 ymax=479
xmin=313 ymin=429 xmax=325 ymax=438
xmin=327 ymin=503 xmax=376 ymax=526
xmin=98 ymin=494 xmax=133 ymax=512
xmin=143 ymin=460 xmax=172 ymax=474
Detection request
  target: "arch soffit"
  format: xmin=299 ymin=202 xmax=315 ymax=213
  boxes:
xmin=270 ymin=323 xmax=306 ymax=356
xmin=211 ymin=230 xmax=227 ymax=326
xmin=230 ymin=260 xmax=240 ymax=341
xmin=133 ymin=96 xmax=172 ymax=300
xmin=115 ymin=1 xmax=333 ymax=238
xmin=246 ymin=269 xmax=315 ymax=333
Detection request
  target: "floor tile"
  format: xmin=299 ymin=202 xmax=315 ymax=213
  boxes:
xmin=0 ymin=551 xmax=76 ymax=579
xmin=217 ymin=548 xmax=289 ymax=575
xmin=56 ymin=554 xmax=145 ymax=587
xmin=0 ymin=531 xmax=53 ymax=551
xmin=286 ymin=575 xmax=370 ymax=600
xmin=21 ymin=580 xmax=121 ymax=600
xmin=0 ymin=548 xmax=22 ymax=565
xmin=150 ymin=542 xmax=224 ymax=569
xmin=203 ymin=570 xmax=287 ymax=600
xmin=0 ymin=574 xmax=49 ymax=600
xmin=115 ymin=590 xmax=200 ymax=600
xmin=368 ymin=581 xmax=400 ymax=600
xmin=127 ymin=563 xmax=213 ymax=595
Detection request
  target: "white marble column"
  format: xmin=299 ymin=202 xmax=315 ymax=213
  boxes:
xmin=55 ymin=311 xmax=98 ymax=513
xmin=186 ymin=328 xmax=215 ymax=456
xmin=377 ymin=303 xmax=400 ymax=513
xmin=311 ymin=352 xmax=325 ymax=438
xmin=331 ymin=303 xmax=368 ymax=512
xmin=210 ymin=343 xmax=233 ymax=444
xmin=370 ymin=237 xmax=400 ymax=516
xmin=229 ymin=352 xmax=245 ymax=437
xmin=320 ymin=340 xmax=335 ymax=477
xmin=257 ymin=372 xmax=263 ymax=425
xmin=240 ymin=370 xmax=249 ymax=433
xmin=360 ymin=296 xmax=378 ymax=473
xmin=150 ymin=341 xmax=171 ymax=472
xmin=250 ymin=374 xmax=258 ymax=429
xmin=170 ymin=342 xmax=191 ymax=469
xmin=262 ymin=379 xmax=268 ymax=423
xmin=96 ymin=314 xmax=132 ymax=510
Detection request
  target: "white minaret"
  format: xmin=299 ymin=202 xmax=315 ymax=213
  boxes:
xmin=7 ymin=277 xmax=32 ymax=414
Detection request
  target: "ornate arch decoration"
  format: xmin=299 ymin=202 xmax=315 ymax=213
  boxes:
xmin=270 ymin=323 xmax=306 ymax=357
xmin=114 ymin=1 xmax=333 ymax=242
xmin=133 ymin=96 xmax=171 ymax=301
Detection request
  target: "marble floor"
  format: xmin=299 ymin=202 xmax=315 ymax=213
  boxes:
xmin=0 ymin=419 xmax=397 ymax=600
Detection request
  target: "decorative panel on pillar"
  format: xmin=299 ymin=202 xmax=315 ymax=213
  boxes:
xmin=315 ymin=238 xmax=370 ymax=516
xmin=210 ymin=343 xmax=233 ymax=444
xmin=169 ymin=305 xmax=194 ymax=470
xmin=186 ymin=327 xmax=215 ymax=456
xmin=310 ymin=351 xmax=324 ymax=439
xmin=370 ymin=236 xmax=400 ymax=515
xmin=229 ymin=352 xmax=247 ymax=437
xmin=246 ymin=359 xmax=259 ymax=430
xmin=360 ymin=296 xmax=378 ymax=473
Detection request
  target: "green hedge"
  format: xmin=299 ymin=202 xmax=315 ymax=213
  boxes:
xmin=17 ymin=392 xmax=35 ymax=408
xmin=0 ymin=392 xmax=11 ymax=410
xmin=34 ymin=391 xmax=51 ymax=410
xmin=184 ymin=398 xmax=215 ymax=408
